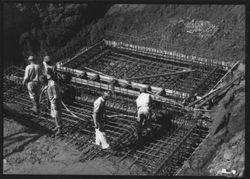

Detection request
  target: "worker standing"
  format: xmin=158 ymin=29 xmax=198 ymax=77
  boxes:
xmin=22 ymin=56 xmax=42 ymax=114
xmin=43 ymin=55 xmax=59 ymax=109
xmin=43 ymin=56 xmax=58 ymax=82
xmin=93 ymin=91 xmax=111 ymax=149
xmin=40 ymin=71 xmax=62 ymax=135
xmin=136 ymin=87 xmax=152 ymax=140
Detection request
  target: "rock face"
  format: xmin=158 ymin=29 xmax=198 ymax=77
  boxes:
xmin=208 ymin=130 xmax=245 ymax=176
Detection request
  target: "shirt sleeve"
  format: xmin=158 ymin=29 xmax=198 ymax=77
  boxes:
xmin=149 ymin=94 xmax=152 ymax=106
xmin=42 ymin=62 xmax=47 ymax=74
xmin=23 ymin=66 xmax=29 ymax=81
xmin=93 ymin=99 xmax=101 ymax=114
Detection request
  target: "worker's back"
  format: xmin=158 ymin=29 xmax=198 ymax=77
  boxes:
xmin=47 ymin=80 xmax=61 ymax=101
xmin=25 ymin=64 xmax=41 ymax=82
xmin=94 ymin=97 xmax=105 ymax=115
xmin=136 ymin=93 xmax=151 ymax=108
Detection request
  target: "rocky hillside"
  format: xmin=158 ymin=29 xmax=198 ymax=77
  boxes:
xmin=4 ymin=4 xmax=245 ymax=66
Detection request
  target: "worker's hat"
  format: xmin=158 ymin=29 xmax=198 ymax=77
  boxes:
xmin=28 ymin=56 xmax=34 ymax=61
xmin=103 ymin=91 xmax=111 ymax=98
xmin=43 ymin=56 xmax=51 ymax=63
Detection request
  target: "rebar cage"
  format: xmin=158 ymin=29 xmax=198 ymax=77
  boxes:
xmin=3 ymin=38 xmax=232 ymax=175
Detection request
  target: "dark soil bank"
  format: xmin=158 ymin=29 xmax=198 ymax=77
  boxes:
xmin=4 ymin=4 xmax=245 ymax=66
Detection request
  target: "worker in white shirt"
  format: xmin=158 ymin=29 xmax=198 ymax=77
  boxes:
xmin=93 ymin=91 xmax=111 ymax=149
xmin=22 ymin=56 xmax=42 ymax=113
xmin=136 ymin=87 xmax=152 ymax=140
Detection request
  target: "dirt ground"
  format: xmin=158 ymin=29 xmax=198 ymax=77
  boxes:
xmin=3 ymin=108 xmax=145 ymax=175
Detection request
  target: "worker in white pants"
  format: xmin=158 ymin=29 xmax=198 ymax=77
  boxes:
xmin=136 ymin=87 xmax=152 ymax=140
xmin=93 ymin=91 xmax=111 ymax=149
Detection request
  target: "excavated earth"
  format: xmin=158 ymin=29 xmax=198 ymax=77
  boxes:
xmin=3 ymin=4 xmax=245 ymax=176
xmin=177 ymin=63 xmax=245 ymax=176
xmin=3 ymin=109 xmax=147 ymax=175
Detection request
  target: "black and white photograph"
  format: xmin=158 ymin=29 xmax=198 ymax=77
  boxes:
xmin=2 ymin=2 xmax=245 ymax=176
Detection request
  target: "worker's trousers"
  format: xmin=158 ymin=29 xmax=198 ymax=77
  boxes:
xmin=137 ymin=106 xmax=151 ymax=139
xmin=27 ymin=81 xmax=40 ymax=111
xmin=94 ymin=122 xmax=110 ymax=149
xmin=50 ymin=98 xmax=62 ymax=128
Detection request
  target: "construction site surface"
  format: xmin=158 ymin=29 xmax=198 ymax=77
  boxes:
xmin=3 ymin=39 xmax=236 ymax=175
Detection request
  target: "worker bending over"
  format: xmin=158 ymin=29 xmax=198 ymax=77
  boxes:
xmin=93 ymin=91 xmax=111 ymax=149
xmin=40 ymin=71 xmax=62 ymax=135
xmin=136 ymin=87 xmax=152 ymax=140
xmin=22 ymin=56 xmax=42 ymax=114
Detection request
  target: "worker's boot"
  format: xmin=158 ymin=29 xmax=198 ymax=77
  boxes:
xmin=52 ymin=117 xmax=61 ymax=135
xmin=52 ymin=125 xmax=61 ymax=135
xmin=55 ymin=127 xmax=61 ymax=136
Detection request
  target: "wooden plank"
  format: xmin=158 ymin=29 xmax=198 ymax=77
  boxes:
xmin=58 ymin=66 xmax=189 ymax=98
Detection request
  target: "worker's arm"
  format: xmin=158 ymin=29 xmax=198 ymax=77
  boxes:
xmin=39 ymin=86 xmax=48 ymax=103
xmin=92 ymin=113 xmax=99 ymax=129
xmin=148 ymin=94 xmax=153 ymax=108
xmin=93 ymin=100 xmax=101 ymax=129
xmin=103 ymin=102 xmax=107 ymax=119
xmin=22 ymin=66 xmax=29 ymax=85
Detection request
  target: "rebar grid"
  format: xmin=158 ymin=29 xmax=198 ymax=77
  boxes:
xmin=3 ymin=73 xmax=211 ymax=175
xmin=3 ymin=34 xmax=229 ymax=175
xmin=3 ymin=38 xmax=232 ymax=176
xmin=62 ymin=40 xmax=227 ymax=97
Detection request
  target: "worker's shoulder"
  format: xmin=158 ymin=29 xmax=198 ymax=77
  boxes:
xmin=140 ymin=92 xmax=150 ymax=97
xmin=26 ymin=64 xmax=32 ymax=68
xmin=27 ymin=63 xmax=40 ymax=68
xmin=94 ymin=96 xmax=104 ymax=103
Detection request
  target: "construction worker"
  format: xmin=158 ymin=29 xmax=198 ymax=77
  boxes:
xmin=136 ymin=87 xmax=152 ymax=140
xmin=93 ymin=91 xmax=111 ymax=149
xmin=43 ymin=55 xmax=59 ymax=109
xmin=43 ymin=56 xmax=58 ymax=82
xmin=22 ymin=56 xmax=42 ymax=113
xmin=40 ymin=71 xmax=62 ymax=135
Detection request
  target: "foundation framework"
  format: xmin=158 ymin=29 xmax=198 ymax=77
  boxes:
xmin=3 ymin=39 xmax=235 ymax=175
